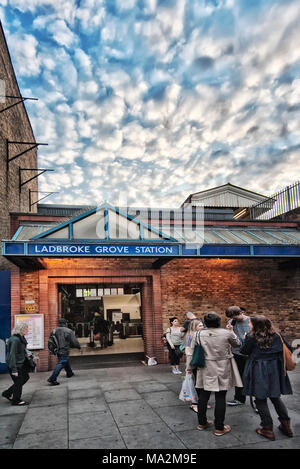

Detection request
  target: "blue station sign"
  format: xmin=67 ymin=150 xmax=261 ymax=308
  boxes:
xmin=3 ymin=242 xmax=180 ymax=257
xmin=2 ymin=240 xmax=300 ymax=258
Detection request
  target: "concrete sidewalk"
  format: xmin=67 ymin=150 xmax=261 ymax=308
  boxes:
xmin=0 ymin=364 xmax=299 ymax=450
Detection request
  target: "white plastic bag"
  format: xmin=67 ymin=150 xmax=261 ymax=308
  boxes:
xmin=147 ymin=356 xmax=157 ymax=366
xmin=179 ymin=374 xmax=198 ymax=403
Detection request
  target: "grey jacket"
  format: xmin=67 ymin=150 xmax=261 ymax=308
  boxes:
xmin=6 ymin=334 xmax=27 ymax=373
xmin=51 ymin=326 xmax=81 ymax=356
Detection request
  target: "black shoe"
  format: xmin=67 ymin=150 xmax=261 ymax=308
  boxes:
xmin=11 ymin=400 xmax=29 ymax=406
xmin=47 ymin=378 xmax=60 ymax=386
xmin=66 ymin=373 xmax=74 ymax=378
xmin=2 ymin=392 xmax=12 ymax=402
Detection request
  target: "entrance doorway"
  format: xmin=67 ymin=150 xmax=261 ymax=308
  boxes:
xmin=58 ymin=283 xmax=144 ymax=358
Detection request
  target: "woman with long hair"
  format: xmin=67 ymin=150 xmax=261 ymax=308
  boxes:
xmin=185 ymin=318 xmax=204 ymax=412
xmin=2 ymin=323 xmax=30 ymax=406
xmin=188 ymin=312 xmax=242 ymax=436
xmin=166 ymin=317 xmax=184 ymax=374
xmin=240 ymin=315 xmax=294 ymax=441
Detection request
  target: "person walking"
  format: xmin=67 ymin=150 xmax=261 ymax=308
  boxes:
xmin=2 ymin=323 xmax=30 ymax=406
xmin=240 ymin=315 xmax=294 ymax=441
xmin=188 ymin=312 xmax=242 ymax=436
xmin=47 ymin=319 xmax=81 ymax=386
xmin=225 ymin=305 xmax=251 ymax=406
xmin=166 ymin=317 xmax=184 ymax=374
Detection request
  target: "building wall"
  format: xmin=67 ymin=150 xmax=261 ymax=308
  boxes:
xmin=0 ymin=22 xmax=38 ymax=270
xmin=10 ymin=256 xmax=300 ymax=371
xmin=160 ymin=258 xmax=300 ymax=340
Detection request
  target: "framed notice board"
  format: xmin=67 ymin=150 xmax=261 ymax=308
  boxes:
xmin=14 ymin=314 xmax=44 ymax=350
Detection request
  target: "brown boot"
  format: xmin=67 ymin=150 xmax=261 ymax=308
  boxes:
xmin=256 ymin=426 xmax=275 ymax=441
xmin=278 ymin=419 xmax=293 ymax=437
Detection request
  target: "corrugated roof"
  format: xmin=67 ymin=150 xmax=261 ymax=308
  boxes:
xmin=12 ymin=223 xmax=300 ymax=245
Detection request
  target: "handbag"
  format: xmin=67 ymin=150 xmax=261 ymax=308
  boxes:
xmin=190 ymin=331 xmax=205 ymax=368
xmin=179 ymin=341 xmax=186 ymax=353
xmin=23 ymin=355 xmax=36 ymax=373
xmin=277 ymin=333 xmax=296 ymax=374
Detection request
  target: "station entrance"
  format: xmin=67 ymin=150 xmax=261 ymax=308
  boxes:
xmin=58 ymin=283 xmax=144 ymax=358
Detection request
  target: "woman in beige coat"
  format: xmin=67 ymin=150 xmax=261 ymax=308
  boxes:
xmin=188 ymin=312 xmax=242 ymax=436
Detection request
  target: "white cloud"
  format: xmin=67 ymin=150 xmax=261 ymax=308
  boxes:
xmin=47 ymin=19 xmax=77 ymax=48
xmin=7 ymin=32 xmax=41 ymax=76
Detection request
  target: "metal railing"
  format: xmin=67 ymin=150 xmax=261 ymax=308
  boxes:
xmin=250 ymin=181 xmax=300 ymax=220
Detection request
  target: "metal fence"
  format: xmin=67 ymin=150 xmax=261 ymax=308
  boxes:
xmin=250 ymin=181 xmax=300 ymax=220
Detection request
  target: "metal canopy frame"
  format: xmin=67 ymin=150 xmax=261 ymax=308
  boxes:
xmin=6 ymin=139 xmax=48 ymax=169
xmin=29 ymin=190 xmax=59 ymax=211
xmin=0 ymin=95 xmax=38 ymax=114
xmin=19 ymin=168 xmax=54 ymax=193
xmin=30 ymin=202 xmax=179 ymax=243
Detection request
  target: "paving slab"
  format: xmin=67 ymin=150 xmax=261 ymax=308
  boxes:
xmin=100 ymin=381 xmax=134 ymax=392
xmin=69 ymin=434 xmax=126 ymax=449
xmin=69 ymin=409 xmax=119 ymax=440
xmin=18 ymin=404 xmax=67 ymax=435
xmin=69 ymin=386 xmax=103 ymax=400
xmin=156 ymin=405 xmax=198 ymax=432
xmin=133 ymin=381 xmax=169 ymax=393
xmin=108 ymin=400 xmax=161 ymax=427
xmin=142 ymin=390 xmax=186 ymax=408
xmin=119 ymin=422 xmax=187 ymax=449
xmin=13 ymin=429 xmax=68 ymax=449
xmin=0 ymin=414 xmax=24 ymax=446
xmin=68 ymin=396 xmax=108 ymax=414
xmin=175 ymin=427 xmax=242 ymax=449
xmin=0 ymin=400 xmax=28 ymax=416
xmin=30 ymin=387 xmax=68 ymax=407
xmin=104 ymin=388 xmax=142 ymax=403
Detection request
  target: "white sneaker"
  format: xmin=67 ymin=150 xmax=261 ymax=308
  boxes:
xmin=172 ymin=369 xmax=178 ymax=374
xmin=176 ymin=369 xmax=182 ymax=374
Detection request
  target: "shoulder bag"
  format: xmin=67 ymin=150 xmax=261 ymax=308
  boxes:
xmin=277 ymin=333 xmax=296 ymax=374
xmin=190 ymin=331 xmax=205 ymax=368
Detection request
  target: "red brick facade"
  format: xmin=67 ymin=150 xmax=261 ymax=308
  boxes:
xmin=0 ymin=22 xmax=38 ymax=270
xmin=10 ymin=256 xmax=300 ymax=372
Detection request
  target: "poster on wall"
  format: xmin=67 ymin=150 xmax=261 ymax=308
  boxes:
xmin=14 ymin=314 xmax=44 ymax=350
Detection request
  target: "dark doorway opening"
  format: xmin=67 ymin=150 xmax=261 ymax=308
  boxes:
xmin=58 ymin=283 xmax=144 ymax=362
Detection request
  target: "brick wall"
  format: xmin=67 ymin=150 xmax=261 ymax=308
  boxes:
xmin=160 ymin=258 xmax=300 ymax=340
xmin=0 ymin=22 xmax=38 ymax=270
xmin=11 ymin=256 xmax=300 ymax=371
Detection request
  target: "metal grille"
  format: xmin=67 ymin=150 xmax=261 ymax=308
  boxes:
xmin=250 ymin=181 xmax=300 ymax=220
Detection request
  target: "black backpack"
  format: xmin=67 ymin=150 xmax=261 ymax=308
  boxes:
xmin=48 ymin=329 xmax=59 ymax=355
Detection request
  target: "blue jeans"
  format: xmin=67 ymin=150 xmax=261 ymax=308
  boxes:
xmin=49 ymin=355 xmax=73 ymax=382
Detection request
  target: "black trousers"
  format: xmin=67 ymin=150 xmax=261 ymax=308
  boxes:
xmin=197 ymin=388 xmax=227 ymax=431
xmin=255 ymin=397 xmax=290 ymax=427
xmin=233 ymin=354 xmax=247 ymax=403
xmin=4 ymin=366 xmax=30 ymax=404
xmin=168 ymin=344 xmax=181 ymax=365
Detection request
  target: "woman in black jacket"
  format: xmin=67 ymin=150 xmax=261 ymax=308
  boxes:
xmin=240 ymin=315 xmax=293 ymax=441
xmin=2 ymin=323 xmax=30 ymax=406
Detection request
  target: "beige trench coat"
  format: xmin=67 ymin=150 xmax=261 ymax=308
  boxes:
xmin=189 ymin=328 xmax=243 ymax=392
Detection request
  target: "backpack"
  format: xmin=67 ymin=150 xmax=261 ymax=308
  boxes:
xmin=48 ymin=329 xmax=59 ymax=355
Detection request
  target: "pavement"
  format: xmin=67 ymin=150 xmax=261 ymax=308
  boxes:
xmin=0 ymin=363 xmax=299 ymax=450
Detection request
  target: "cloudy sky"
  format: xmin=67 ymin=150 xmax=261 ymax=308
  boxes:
xmin=1 ymin=0 xmax=300 ymax=208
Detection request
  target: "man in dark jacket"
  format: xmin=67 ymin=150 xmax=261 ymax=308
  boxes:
xmin=47 ymin=319 xmax=81 ymax=386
